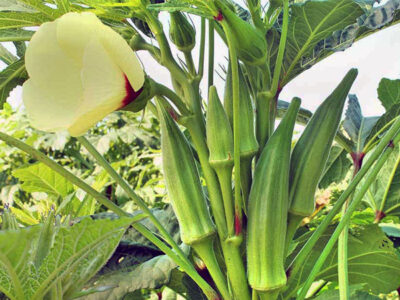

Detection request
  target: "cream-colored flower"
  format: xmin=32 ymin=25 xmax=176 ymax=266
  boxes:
xmin=23 ymin=12 xmax=145 ymax=136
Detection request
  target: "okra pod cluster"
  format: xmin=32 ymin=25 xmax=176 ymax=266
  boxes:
xmin=247 ymin=98 xmax=301 ymax=296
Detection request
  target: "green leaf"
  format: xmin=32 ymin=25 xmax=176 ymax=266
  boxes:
xmin=343 ymin=95 xmax=379 ymax=152
xmin=0 ymin=58 xmax=26 ymax=109
xmin=147 ymin=0 xmax=212 ymax=18
xmin=302 ymin=0 xmax=400 ymax=76
xmin=366 ymin=103 xmax=400 ymax=144
xmin=0 ymin=11 xmax=51 ymax=29
xmin=380 ymin=223 xmax=400 ymax=238
xmin=0 ymin=0 xmax=37 ymax=12
xmin=0 ymin=43 xmax=17 ymax=64
xmin=277 ymin=99 xmax=313 ymax=125
xmin=288 ymin=225 xmax=400 ymax=294
xmin=314 ymin=286 xmax=380 ymax=300
xmin=282 ymin=0 xmax=364 ymax=84
xmin=319 ymin=145 xmax=352 ymax=189
xmin=82 ymin=254 xmax=178 ymax=300
xmin=377 ymin=78 xmax=400 ymax=111
xmin=0 ymin=28 xmax=33 ymax=42
xmin=12 ymin=163 xmax=75 ymax=198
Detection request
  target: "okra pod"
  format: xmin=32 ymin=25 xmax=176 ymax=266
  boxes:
xmin=247 ymin=98 xmax=300 ymax=297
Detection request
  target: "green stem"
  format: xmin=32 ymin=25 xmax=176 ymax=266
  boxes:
xmin=363 ymin=117 xmax=397 ymax=153
xmin=208 ymin=20 xmax=215 ymax=88
xmin=379 ymin=152 xmax=400 ymax=213
xmin=154 ymin=82 xmax=190 ymax=115
xmin=270 ymin=0 xmax=289 ymax=96
xmin=215 ymin=166 xmax=235 ymax=237
xmin=246 ymin=0 xmax=264 ymax=30
xmin=193 ymin=238 xmax=230 ymax=300
xmin=240 ymin=156 xmax=252 ymax=213
xmin=198 ymin=17 xmax=206 ymax=80
xmin=284 ymin=214 xmax=303 ymax=256
xmin=256 ymin=91 xmax=274 ymax=155
xmin=0 ymin=132 xmax=218 ymax=299
xmin=257 ymin=290 xmax=280 ymax=300
xmin=223 ymin=22 xmax=243 ymax=230
xmin=184 ymin=51 xmax=196 ymax=76
xmin=296 ymin=132 xmax=400 ymax=300
xmin=338 ymin=219 xmax=350 ymax=300
xmin=76 ymin=136 xmax=186 ymax=253
xmin=285 ymin=116 xmax=400 ymax=293
xmin=185 ymin=119 xmax=251 ymax=300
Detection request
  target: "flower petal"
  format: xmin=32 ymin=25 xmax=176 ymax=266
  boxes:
xmin=99 ymin=25 xmax=145 ymax=91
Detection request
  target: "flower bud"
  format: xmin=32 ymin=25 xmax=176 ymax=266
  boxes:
xmin=215 ymin=0 xmax=267 ymax=66
xmin=169 ymin=12 xmax=196 ymax=52
xmin=23 ymin=12 xmax=146 ymax=137
xmin=206 ymin=86 xmax=234 ymax=169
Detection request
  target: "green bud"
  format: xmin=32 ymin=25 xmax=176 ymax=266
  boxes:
xmin=206 ymin=86 xmax=234 ymax=169
xmin=169 ymin=12 xmax=196 ymax=52
xmin=215 ymin=0 xmax=267 ymax=65
xmin=224 ymin=61 xmax=259 ymax=159
xmin=157 ymin=101 xmax=216 ymax=245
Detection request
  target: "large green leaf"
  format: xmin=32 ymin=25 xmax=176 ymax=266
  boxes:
xmin=0 ymin=0 xmax=37 ymax=12
xmin=377 ymin=78 xmax=400 ymax=111
xmin=288 ymin=224 xmax=400 ymax=294
xmin=0 ymin=11 xmax=51 ymax=29
xmin=0 ymin=58 xmax=26 ymax=109
xmin=0 ymin=28 xmax=33 ymax=42
xmin=281 ymin=0 xmax=364 ymax=85
xmin=314 ymin=286 xmax=380 ymax=300
xmin=12 ymin=163 xmax=75 ymax=198
xmin=343 ymin=95 xmax=379 ymax=152
xmin=363 ymin=145 xmax=400 ymax=217
xmin=0 ymin=218 xmax=132 ymax=300
xmin=302 ymin=0 xmax=400 ymax=76
xmin=0 ymin=43 xmax=17 ymax=64
xmin=319 ymin=145 xmax=352 ymax=189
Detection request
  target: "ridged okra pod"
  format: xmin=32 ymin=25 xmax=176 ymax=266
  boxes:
xmin=157 ymin=102 xmax=215 ymax=244
xmin=289 ymin=69 xmax=358 ymax=217
xmin=157 ymin=102 xmax=231 ymax=299
xmin=224 ymin=62 xmax=258 ymax=203
xmin=247 ymin=98 xmax=301 ymax=297
xmin=206 ymin=86 xmax=235 ymax=236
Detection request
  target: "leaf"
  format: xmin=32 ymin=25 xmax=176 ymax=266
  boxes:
xmin=288 ymin=225 xmax=400 ymax=294
xmin=0 ymin=11 xmax=51 ymax=29
xmin=0 ymin=28 xmax=33 ymax=42
xmin=302 ymin=0 xmax=400 ymax=76
xmin=343 ymin=95 xmax=379 ymax=152
xmin=366 ymin=103 xmax=400 ymax=144
xmin=12 ymin=163 xmax=75 ymax=198
xmin=277 ymin=99 xmax=313 ymax=125
xmin=0 ymin=217 xmax=132 ymax=299
xmin=0 ymin=58 xmax=26 ymax=109
xmin=363 ymin=145 xmax=400 ymax=216
xmin=380 ymin=223 xmax=400 ymax=238
xmin=147 ymin=0 xmax=212 ymax=18
xmin=314 ymin=286 xmax=381 ymax=300
xmin=0 ymin=0 xmax=37 ymax=12
xmin=319 ymin=145 xmax=352 ymax=189
xmin=377 ymin=78 xmax=400 ymax=111
xmin=0 ymin=43 xmax=17 ymax=64
xmin=282 ymin=0 xmax=364 ymax=84
xmin=81 ymin=254 xmax=178 ymax=300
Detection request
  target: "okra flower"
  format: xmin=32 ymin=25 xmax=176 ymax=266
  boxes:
xmin=23 ymin=12 xmax=145 ymax=136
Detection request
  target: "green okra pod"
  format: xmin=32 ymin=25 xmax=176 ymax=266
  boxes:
xmin=247 ymin=97 xmax=301 ymax=297
xmin=157 ymin=101 xmax=216 ymax=245
xmin=289 ymin=69 xmax=358 ymax=217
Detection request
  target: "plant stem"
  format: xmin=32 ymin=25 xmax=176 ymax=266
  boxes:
xmin=284 ymin=214 xmax=303 ymax=256
xmin=154 ymin=82 xmax=190 ymax=115
xmin=184 ymin=51 xmax=196 ymax=76
xmin=184 ymin=119 xmax=251 ymax=300
xmin=285 ymin=116 xmax=400 ymax=293
xmin=222 ymin=22 xmax=243 ymax=232
xmin=215 ymin=166 xmax=235 ymax=237
xmin=296 ymin=132 xmax=400 ymax=300
xmin=193 ymin=238 xmax=231 ymax=300
xmin=208 ymin=19 xmax=215 ymax=88
xmin=0 ymin=132 xmax=219 ymax=299
xmin=198 ymin=17 xmax=206 ymax=80
xmin=270 ymin=0 xmax=289 ymax=96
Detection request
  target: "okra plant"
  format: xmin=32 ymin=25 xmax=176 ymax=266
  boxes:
xmin=0 ymin=0 xmax=400 ymax=299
